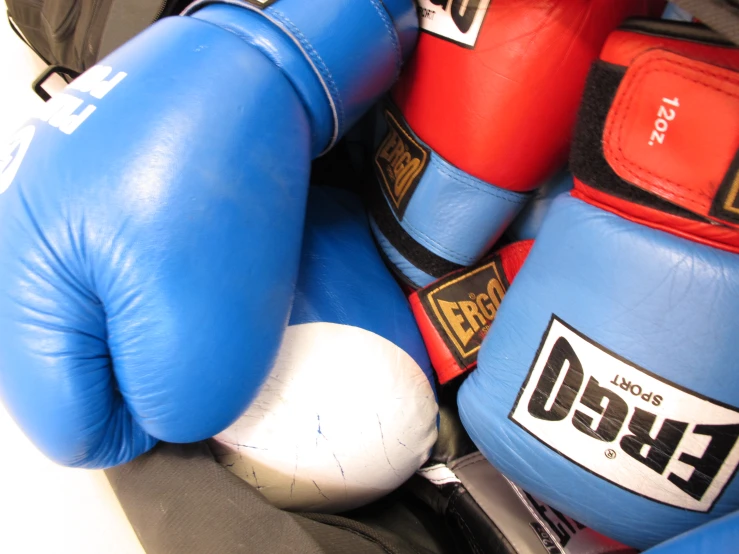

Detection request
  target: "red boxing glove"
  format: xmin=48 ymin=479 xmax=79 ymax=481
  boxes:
xmin=370 ymin=0 xmax=665 ymax=289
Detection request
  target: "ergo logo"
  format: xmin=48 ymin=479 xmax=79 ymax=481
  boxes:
xmin=511 ymin=317 xmax=739 ymax=512
xmin=421 ymin=256 xmax=507 ymax=363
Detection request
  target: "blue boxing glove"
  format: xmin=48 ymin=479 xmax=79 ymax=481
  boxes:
xmin=459 ymin=20 xmax=739 ymax=549
xmin=505 ymin=171 xmax=574 ymax=242
xmin=210 ymin=186 xmax=438 ymax=513
xmin=645 ymin=510 xmax=739 ymax=554
xmin=0 ymin=0 xmax=416 ymax=468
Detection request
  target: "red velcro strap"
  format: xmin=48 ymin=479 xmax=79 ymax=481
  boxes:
xmin=603 ymin=48 xmax=739 ymax=227
xmin=573 ymin=180 xmax=739 ymax=253
xmin=410 ymin=241 xmax=532 ymax=384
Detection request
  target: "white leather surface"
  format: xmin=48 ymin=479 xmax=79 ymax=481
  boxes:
xmin=0 ymin=20 xmax=144 ymax=554
xmin=212 ymin=322 xmax=438 ymax=513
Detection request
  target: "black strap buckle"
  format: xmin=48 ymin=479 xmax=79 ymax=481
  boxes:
xmin=32 ymin=65 xmax=81 ymax=102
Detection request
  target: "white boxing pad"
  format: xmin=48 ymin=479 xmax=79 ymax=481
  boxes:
xmin=210 ymin=322 xmax=439 ymax=513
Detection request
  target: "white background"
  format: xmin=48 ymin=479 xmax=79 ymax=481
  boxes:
xmin=0 ymin=18 xmax=144 ymax=554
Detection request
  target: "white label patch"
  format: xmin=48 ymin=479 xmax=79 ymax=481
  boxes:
xmin=510 ymin=317 xmax=739 ymax=512
xmin=417 ymin=0 xmax=491 ymax=48
xmin=0 ymin=126 xmax=35 ymax=195
xmin=506 ymin=478 xmax=634 ymax=554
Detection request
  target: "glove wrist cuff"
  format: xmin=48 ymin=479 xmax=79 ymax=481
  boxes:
xmin=186 ymin=0 xmax=414 ymax=155
xmin=370 ymin=103 xmax=529 ymax=288
xmin=571 ymin=20 xmax=739 ymax=251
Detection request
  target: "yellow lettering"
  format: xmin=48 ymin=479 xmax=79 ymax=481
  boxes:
xmin=394 ymin=157 xmax=421 ymax=199
xmin=393 ymin=151 xmax=412 ymax=176
xmin=459 ymin=301 xmax=485 ymax=333
xmin=475 ymin=293 xmax=495 ymax=320
xmin=377 ymin=129 xmax=399 ymax=162
xmin=439 ymin=300 xmax=473 ymax=346
xmin=487 ymin=278 xmax=505 ymax=309
xmin=387 ymin=136 xmax=406 ymax=166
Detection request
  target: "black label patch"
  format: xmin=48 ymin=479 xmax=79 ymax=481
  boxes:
xmin=510 ymin=316 xmax=739 ymax=512
xmin=419 ymin=255 xmax=509 ymax=370
xmin=374 ymin=108 xmax=430 ymax=219
xmin=244 ymin=0 xmax=278 ymax=8
xmin=710 ymin=149 xmax=739 ymax=225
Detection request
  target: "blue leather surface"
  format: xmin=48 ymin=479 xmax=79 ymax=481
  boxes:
xmin=261 ymin=0 xmax=406 ymax=149
xmin=372 ymin=111 xmax=528 ymax=284
xmin=191 ymin=5 xmax=333 ymax=158
xmin=0 ymin=0 xmax=415 ymax=469
xmin=293 ymin=187 xmax=433 ymax=381
xmin=507 ymin=171 xmax=573 ymax=241
xmin=376 ymin=0 xmax=419 ymax=64
xmin=188 ymin=0 xmax=416 ymax=153
xmin=459 ymin=195 xmax=739 ymax=549
xmin=0 ymin=16 xmax=310 ymax=467
xmin=400 ymin=151 xmax=528 ymax=265
xmin=645 ymin=510 xmax=739 ymax=553
xmin=368 ymin=216 xmax=438 ymax=288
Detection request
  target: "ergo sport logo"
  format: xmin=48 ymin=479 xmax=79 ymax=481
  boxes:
xmin=510 ymin=316 xmax=739 ymax=512
xmin=417 ymin=0 xmax=491 ymax=48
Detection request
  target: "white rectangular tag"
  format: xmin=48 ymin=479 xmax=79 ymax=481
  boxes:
xmin=507 ymin=478 xmax=636 ymax=554
xmin=417 ymin=0 xmax=491 ymax=48
xmin=510 ymin=317 xmax=739 ymax=512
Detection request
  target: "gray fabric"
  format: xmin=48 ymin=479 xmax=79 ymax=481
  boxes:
xmin=97 ymin=0 xmax=168 ymax=59
xmin=671 ymin=0 xmax=739 ymax=45
xmin=452 ymin=454 xmax=549 ymax=554
xmin=105 ymin=442 xmax=426 ymax=554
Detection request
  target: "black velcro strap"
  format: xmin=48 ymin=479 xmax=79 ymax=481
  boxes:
xmin=405 ymin=474 xmax=517 ymax=554
xmin=569 ymin=61 xmax=707 ymax=223
xmin=370 ymin=183 xmax=464 ymax=281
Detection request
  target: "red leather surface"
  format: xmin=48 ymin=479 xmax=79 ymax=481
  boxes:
xmin=499 ymin=240 xmax=533 ymax=283
xmin=601 ymin=29 xmax=739 ymax=69
xmin=603 ymin=49 xmax=739 ymax=226
xmin=573 ymin=181 xmax=739 ymax=254
xmin=410 ymin=292 xmax=467 ymax=384
xmin=393 ymin=0 xmax=662 ymax=192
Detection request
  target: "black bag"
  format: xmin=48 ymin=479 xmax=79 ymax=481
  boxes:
xmin=5 ymin=0 xmax=189 ymax=99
